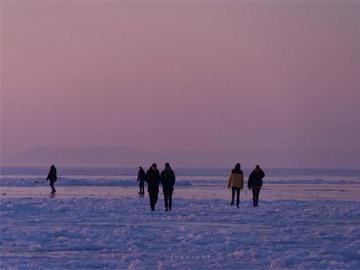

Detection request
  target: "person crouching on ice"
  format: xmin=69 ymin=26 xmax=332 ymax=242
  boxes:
xmin=160 ymin=163 xmax=176 ymax=211
xmin=145 ymin=163 xmax=161 ymax=211
xmin=227 ymin=163 xmax=244 ymax=208
xmin=47 ymin=165 xmax=57 ymax=194
xmin=248 ymin=165 xmax=265 ymax=207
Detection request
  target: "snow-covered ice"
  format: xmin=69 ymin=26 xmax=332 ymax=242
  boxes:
xmin=1 ymin=168 xmax=360 ymax=269
xmin=1 ymin=197 xmax=359 ymax=269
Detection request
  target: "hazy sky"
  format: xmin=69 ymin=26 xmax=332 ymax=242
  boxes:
xmin=1 ymin=1 xmax=360 ymax=165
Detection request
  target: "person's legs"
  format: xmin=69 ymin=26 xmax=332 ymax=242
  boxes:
xmin=231 ymin=187 xmax=235 ymax=205
xmin=252 ymin=188 xmax=256 ymax=207
xmin=149 ymin=191 xmax=155 ymax=210
xmin=164 ymin=192 xmax=169 ymax=210
xmin=153 ymin=191 xmax=158 ymax=209
xmin=140 ymin=182 xmax=144 ymax=194
xmin=252 ymin=187 xmax=261 ymax=207
xmin=169 ymin=191 xmax=173 ymax=210
xmin=236 ymin=188 xmax=240 ymax=207
xmin=255 ymin=187 xmax=261 ymax=207
xmin=50 ymin=181 xmax=56 ymax=194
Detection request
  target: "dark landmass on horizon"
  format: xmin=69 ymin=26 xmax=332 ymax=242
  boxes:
xmin=1 ymin=146 xmax=359 ymax=169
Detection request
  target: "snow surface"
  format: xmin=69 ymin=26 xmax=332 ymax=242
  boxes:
xmin=1 ymin=197 xmax=359 ymax=269
xmin=1 ymin=168 xmax=360 ymax=269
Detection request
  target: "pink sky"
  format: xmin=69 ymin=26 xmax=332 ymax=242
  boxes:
xmin=1 ymin=1 xmax=360 ymax=167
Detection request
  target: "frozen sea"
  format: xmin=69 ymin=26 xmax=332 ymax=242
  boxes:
xmin=1 ymin=167 xmax=359 ymax=269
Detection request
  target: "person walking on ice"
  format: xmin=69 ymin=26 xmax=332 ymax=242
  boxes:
xmin=248 ymin=165 xmax=265 ymax=207
xmin=227 ymin=163 xmax=244 ymax=208
xmin=137 ymin=166 xmax=146 ymax=196
xmin=160 ymin=162 xmax=176 ymax=211
xmin=145 ymin=163 xmax=161 ymax=211
xmin=47 ymin=165 xmax=57 ymax=194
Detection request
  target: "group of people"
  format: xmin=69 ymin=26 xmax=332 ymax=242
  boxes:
xmin=227 ymin=163 xmax=265 ymax=207
xmin=138 ymin=162 xmax=265 ymax=210
xmin=46 ymin=163 xmax=265 ymax=210
xmin=137 ymin=163 xmax=176 ymax=211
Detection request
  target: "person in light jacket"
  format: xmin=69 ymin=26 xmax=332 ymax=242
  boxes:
xmin=227 ymin=163 xmax=244 ymax=207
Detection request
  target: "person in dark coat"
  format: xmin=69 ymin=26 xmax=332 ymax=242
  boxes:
xmin=46 ymin=165 xmax=57 ymax=194
xmin=145 ymin=163 xmax=161 ymax=211
xmin=248 ymin=165 xmax=265 ymax=207
xmin=137 ymin=167 xmax=146 ymax=195
xmin=160 ymin=163 xmax=176 ymax=211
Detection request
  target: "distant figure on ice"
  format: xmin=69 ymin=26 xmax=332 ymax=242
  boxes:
xmin=137 ymin=167 xmax=146 ymax=196
xmin=145 ymin=163 xmax=161 ymax=211
xmin=46 ymin=165 xmax=57 ymax=194
xmin=227 ymin=163 xmax=244 ymax=208
xmin=248 ymin=165 xmax=265 ymax=207
xmin=161 ymin=163 xmax=176 ymax=211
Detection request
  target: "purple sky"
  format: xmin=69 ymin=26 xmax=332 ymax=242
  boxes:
xmin=1 ymin=1 xmax=360 ymax=167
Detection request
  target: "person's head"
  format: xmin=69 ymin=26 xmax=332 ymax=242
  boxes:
xmin=151 ymin=163 xmax=157 ymax=170
xmin=50 ymin=165 xmax=56 ymax=170
xmin=255 ymin=165 xmax=260 ymax=170
xmin=232 ymin=163 xmax=241 ymax=174
xmin=139 ymin=166 xmax=143 ymax=171
xmin=165 ymin=162 xmax=170 ymax=169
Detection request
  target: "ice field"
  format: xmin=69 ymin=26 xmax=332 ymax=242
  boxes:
xmin=1 ymin=167 xmax=359 ymax=269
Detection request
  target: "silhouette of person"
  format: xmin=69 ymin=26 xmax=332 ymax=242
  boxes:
xmin=248 ymin=165 xmax=265 ymax=207
xmin=137 ymin=167 xmax=146 ymax=195
xmin=47 ymin=165 xmax=57 ymax=194
xmin=145 ymin=163 xmax=161 ymax=211
xmin=160 ymin=163 xmax=176 ymax=211
xmin=227 ymin=163 xmax=244 ymax=207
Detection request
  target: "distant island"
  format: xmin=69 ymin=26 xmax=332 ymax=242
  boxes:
xmin=2 ymin=146 xmax=359 ymax=169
